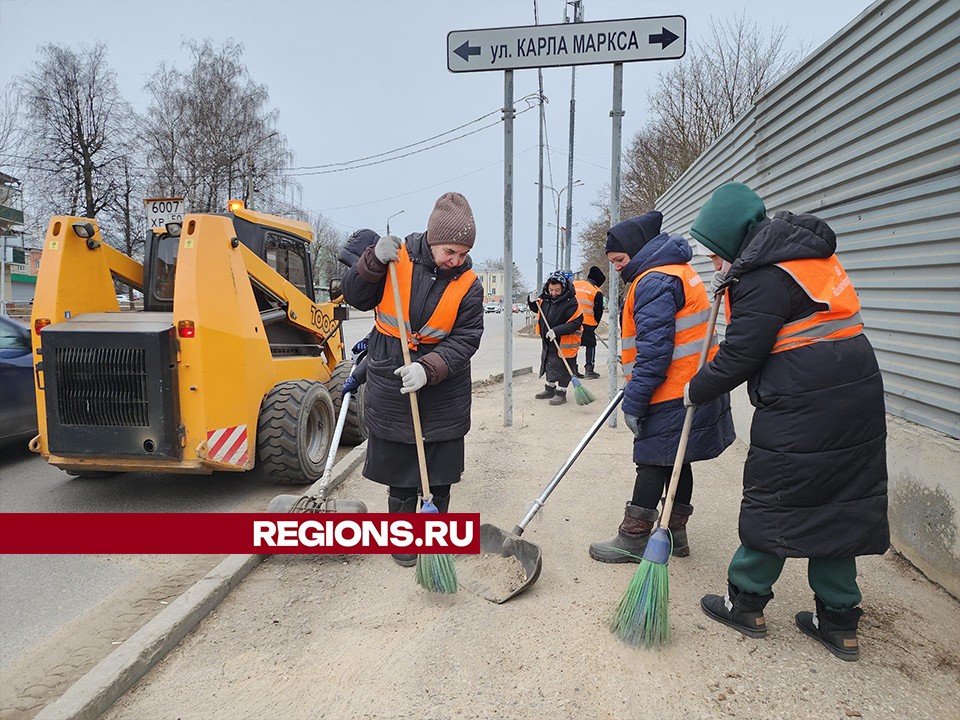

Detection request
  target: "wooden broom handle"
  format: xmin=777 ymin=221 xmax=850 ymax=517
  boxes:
xmin=660 ymin=294 xmax=723 ymax=528
xmin=388 ymin=260 xmax=432 ymax=500
xmin=535 ymin=300 xmax=579 ymax=380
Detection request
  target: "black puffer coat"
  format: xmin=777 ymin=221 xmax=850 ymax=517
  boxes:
xmin=342 ymin=233 xmax=484 ymax=444
xmin=688 ymin=212 xmax=889 ymax=559
xmin=527 ymin=274 xmax=583 ymax=382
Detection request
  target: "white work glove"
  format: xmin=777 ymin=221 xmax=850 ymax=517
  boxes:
xmin=545 ymin=328 xmax=557 ymax=342
xmin=710 ymin=270 xmax=727 ymax=299
xmin=395 ymin=362 xmax=427 ymax=395
xmin=623 ymin=413 xmax=641 ymax=438
xmin=683 ymin=383 xmax=696 ymax=408
xmin=374 ymin=235 xmax=402 ymax=264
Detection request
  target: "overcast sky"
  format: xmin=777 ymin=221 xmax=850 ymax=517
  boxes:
xmin=0 ymin=0 xmax=871 ymax=288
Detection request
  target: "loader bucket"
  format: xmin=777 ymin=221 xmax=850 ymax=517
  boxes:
xmin=457 ymin=523 xmax=542 ymax=604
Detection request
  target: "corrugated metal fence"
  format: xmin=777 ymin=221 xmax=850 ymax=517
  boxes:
xmin=657 ymin=0 xmax=960 ymax=439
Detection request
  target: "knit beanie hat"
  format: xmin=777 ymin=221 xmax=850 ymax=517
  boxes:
xmin=605 ymin=211 xmax=663 ymax=258
xmin=587 ymin=265 xmax=606 ymax=286
xmin=427 ymin=192 xmax=476 ymax=248
xmin=690 ymin=183 xmax=766 ymax=262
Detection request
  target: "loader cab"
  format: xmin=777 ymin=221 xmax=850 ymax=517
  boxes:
xmin=142 ymin=214 xmax=316 ymax=312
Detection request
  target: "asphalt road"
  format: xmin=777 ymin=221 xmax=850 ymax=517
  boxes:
xmin=0 ymin=310 xmax=540 ymax=676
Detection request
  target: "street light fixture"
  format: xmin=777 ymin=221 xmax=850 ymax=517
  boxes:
xmin=386 ymin=210 xmax=405 ymax=236
xmin=534 ymin=180 xmax=582 ymax=272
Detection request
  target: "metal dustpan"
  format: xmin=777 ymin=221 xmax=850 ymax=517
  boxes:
xmin=459 ymin=389 xmax=624 ymax=604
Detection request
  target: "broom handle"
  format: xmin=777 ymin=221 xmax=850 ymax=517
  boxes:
xmin=659 ymin=294 xmax=723 ymax=529
xmin=535 ymin=300 xmax=579 ymax=380
xmin=388 ymin=260 xmax=432 ymax=501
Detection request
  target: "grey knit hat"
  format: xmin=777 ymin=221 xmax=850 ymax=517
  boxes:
xmin=427 ymin=192 xmax=476 ymax=248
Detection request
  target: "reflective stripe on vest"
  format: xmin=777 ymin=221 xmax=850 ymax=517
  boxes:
xmin=620 ymin=264 xmax=718 ymax=404
xmin=771 ymin=255 xmax=863 ymax=354
xmin=535 ymin=301 xmax=583 ymax=358
xmin=374 ymin=245 xmax=478 ymax=350
xmin=573 ymin=280 xmax=599 ymax=326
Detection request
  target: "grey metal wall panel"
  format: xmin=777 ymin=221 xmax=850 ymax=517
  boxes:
xmin=657 ymin=0 xmax=960 ymax=439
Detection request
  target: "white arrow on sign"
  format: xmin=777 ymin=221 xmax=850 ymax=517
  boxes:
xmin=447 ymin=15 xmax=686 ymax=73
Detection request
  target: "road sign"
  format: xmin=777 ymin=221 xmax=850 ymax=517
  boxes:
xmin=144 ymin=197 xmax=185 ymax=231
xmin=447 ymin=16 xmax=686 ymax=74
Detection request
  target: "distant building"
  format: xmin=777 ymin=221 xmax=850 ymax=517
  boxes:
xmin=476 ymin=269 xmax=505 ymax=303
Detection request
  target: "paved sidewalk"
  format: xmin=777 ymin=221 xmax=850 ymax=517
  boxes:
xmin=88 ymin=371 xmax=960 ymax=719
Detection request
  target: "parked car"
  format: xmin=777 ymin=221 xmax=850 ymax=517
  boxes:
xmin=0 ymin=314 xmax=38 ymax=443
xmin=484 ymin=302 xmax=501 ymax=314
xmin=512 ymin=304 xmax=522 ymax=313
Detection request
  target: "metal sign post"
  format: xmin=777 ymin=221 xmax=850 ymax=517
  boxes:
xmin=447 ymin=15 xmax=686 ymax=426
xmin=608 ymin=63 xmax=624 ymax=423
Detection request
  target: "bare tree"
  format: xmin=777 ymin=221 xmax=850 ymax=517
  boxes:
xmin=579 ymin=15 xmax=804 ymax=267
xmin=0 ymin=85 xmax=24 ymax=175
xmin=310 ymin=215 xmax=348 ymax=293
xmin=141 ymin=40 xmax=294 ymax=213
xmin=17 ymin=44 xmax=134 ymax=222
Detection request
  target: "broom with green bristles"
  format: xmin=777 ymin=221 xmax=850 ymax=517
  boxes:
xmin=389 ymin=260 xmax=457 ymax=594
xmin=535 ymin=301 xmax=596 ymax=406
xmin=610 ymin=293 xmax=723 ymax=647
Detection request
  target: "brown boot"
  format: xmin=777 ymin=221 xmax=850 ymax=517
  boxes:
xmin=588 ymin=503 xmax=659 ymax=563
xmin=667 ymin=501 xmax=694 ymax=557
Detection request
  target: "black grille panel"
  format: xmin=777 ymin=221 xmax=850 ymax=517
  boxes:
xmin=55 ymin=347 xmax=149 ymax=426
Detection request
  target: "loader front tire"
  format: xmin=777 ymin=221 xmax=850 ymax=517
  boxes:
xmin=257 ymin=380 xmax=335 ymax=484
xmin=327 ymin=359 xmax=368 ymax=446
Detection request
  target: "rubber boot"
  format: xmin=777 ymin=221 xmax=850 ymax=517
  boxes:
xmin=588 ymin=503 xmax=659 ymax=563
xmin=667 ymin=502 xmax=694 ymax=557
xmin=549 ymin=388 xmax=567 ymax=405
xmin=535 ymin=384 xmax=556 ymax=400
xmin=387 ymin=495 xmax=418 ymax=567
xmin=795 ymin=596 xmax=863 ymax=662
xmin=700 ymin=582 xmax=772 ymax=639
xmin=584 ymin=364 xmax=600 ymax=380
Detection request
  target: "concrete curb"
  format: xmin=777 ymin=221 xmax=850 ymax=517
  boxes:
xmin=472 ymin=365 xmax=533 ymax=388
xmin=34 ymin=446 xmax=368 ymax=720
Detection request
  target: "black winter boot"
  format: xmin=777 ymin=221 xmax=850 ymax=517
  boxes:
xmin=588 ymin=503 xmax=659 ymax=563
xmin=549 ymin=388 xmax=567 ymax=405
xmin=535 ymin=384 xmax=556 ymax=400
xmin=584 ymin=364 xmax=600 ymax=380
xmin=387 ymin=495 xmax=419 ymax=567
xmin=701 ymin=582 xmax=772 ymax=639
xmin=667 ymin=502 xmax=694 ymax=557
xmin=795 ymin=596 xmax=863 ymax=662
xmin=431 ymin=494 xmax=450 ymax=513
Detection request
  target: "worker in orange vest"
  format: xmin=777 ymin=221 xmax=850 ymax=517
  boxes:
xmin=342 ymin=192 xmax=484 ymax=567
xmin=573 ymin=266 xmax=605 ymax=379
xmin=687 ymin=182 xmax=889 ymax=662
xmin=527 ymin=272 xmax=583 ymax=406
xmin=590 ymin=211 xmax=735 ymax=563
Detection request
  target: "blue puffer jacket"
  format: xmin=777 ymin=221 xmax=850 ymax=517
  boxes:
xmin=618 ymin=230 xmax=735 ymax=466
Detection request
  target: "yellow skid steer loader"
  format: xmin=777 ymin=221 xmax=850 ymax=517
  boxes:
xmin=28 ymin=205 xmax=365 ymax=482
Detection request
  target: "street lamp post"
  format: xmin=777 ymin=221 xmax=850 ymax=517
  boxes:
xmin=386 ymin=210 xmax=405 ymax=236
xmin=535 ymin=180 xmax=582 ymax=273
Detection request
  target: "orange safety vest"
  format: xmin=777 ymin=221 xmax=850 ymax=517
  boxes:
xmin=535 ymin=301 xmax=583 ymax=358
xmin=573 ymin=280 xmax=599 ymax=327
xmin=771 ymin=255 xmax=863 ymax=353
xmin=374 ymin=244 xmax=478 ymax=350
xmin=621 ymin=264 xmax=718 ymax=404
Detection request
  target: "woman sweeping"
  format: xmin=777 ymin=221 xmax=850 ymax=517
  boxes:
xmin=342 ymin=192 xmax=484 ymax=567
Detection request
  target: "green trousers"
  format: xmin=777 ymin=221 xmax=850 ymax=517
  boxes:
xmin=727 ymin=545 xmax=862 ymax=612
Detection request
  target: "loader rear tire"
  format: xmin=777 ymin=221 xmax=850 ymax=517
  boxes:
xmin=257 ymin=380 xmax=335 ymax=484
xmin=327 ymin=359 xmax=368 ymax=446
